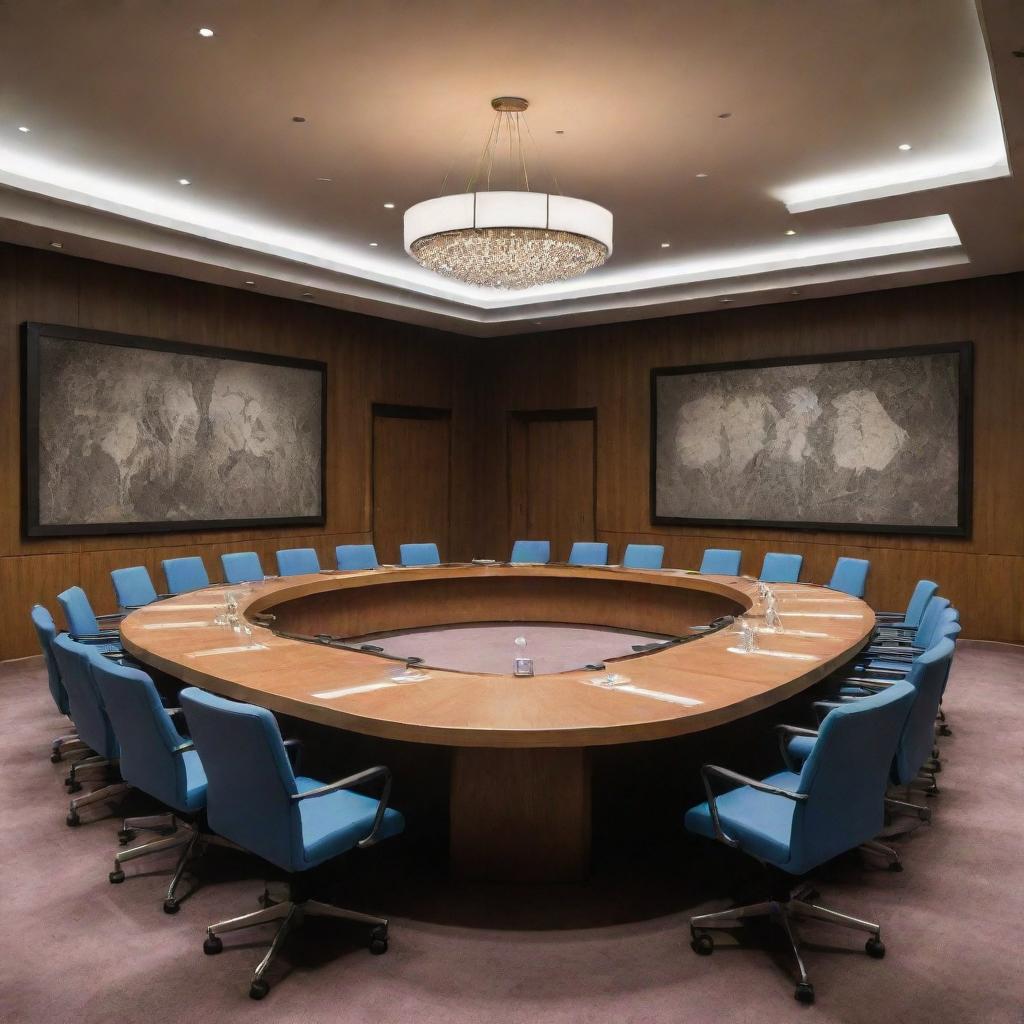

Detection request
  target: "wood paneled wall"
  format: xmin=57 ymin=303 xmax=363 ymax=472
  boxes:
xmin=0 ymin=243 xmax=477 ymax=660
xmin=469 ymin=273 xmax=1024 ymax=644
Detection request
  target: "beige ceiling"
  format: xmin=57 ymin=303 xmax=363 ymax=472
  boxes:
xmin=0 ymin=0 xmax=1021 ymax=336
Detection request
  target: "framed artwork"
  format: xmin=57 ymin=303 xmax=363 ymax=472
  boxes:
xmin=22 ymin=322 xmax=327 ymax=537
xmin=651 ymin=343 xmax=972 ymax=536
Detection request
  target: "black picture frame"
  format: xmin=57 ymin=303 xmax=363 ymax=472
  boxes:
xmin=649 ymin=342 xmax=973 ymax=537
xmin=22 ymin=322 xmax=328 ymax=537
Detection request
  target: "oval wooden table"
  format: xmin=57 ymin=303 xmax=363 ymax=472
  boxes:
xmin=121 ymin=565 xmax=874 ymax=882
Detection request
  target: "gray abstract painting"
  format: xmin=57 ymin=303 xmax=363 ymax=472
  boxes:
xmin=652 ymin=347 xmax=970 ymax=534
xmin=26 ymin=326 xmax=324 ymax=534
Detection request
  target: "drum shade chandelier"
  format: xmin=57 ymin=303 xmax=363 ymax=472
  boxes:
xmin=404 ymin=97 xmax=613 ymax=289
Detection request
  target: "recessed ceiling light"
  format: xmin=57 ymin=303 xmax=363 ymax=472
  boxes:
xmin=292 ymin=116 xmax=307 ymax=123
xmin=49 ymin=241 xmax=62 ymax=249
xmin=790 ymin=289 xmax=801 ymax=296
xmin=717 ymin=112 xmax=732 ymax=119
xmin=555 ymin=130 xmax=565 ymax=135
xmin=719 ymin=297 xmax=733 ymax=303
xmin=383 ymin=202 xmax=395 ymax=209
xmin=695 ymin=172 xmax=708 ymax=179
xmin=785 ymin=229 xmax=797 ymax=236
xmin=177 ymin=178 xmax=191 ymax=185
xmin=17 ymin=125 xmax=30 ymax=133
xmin=660 ymin=242 xmax=671 ymax=248
xmin=301 ymin=291 xmax=314 ymax=299
xmin=315 ymin=177 xmax=332 ymax=182
xmin=369 ymin=242 xmax=379 ymax=247
xmin=898 ymin=143 xmax=912 ymax=151
xmin=244 ymin=279 xmax=255 ymax=286
xmin=198 ymin=27 xmax=214 ymax=37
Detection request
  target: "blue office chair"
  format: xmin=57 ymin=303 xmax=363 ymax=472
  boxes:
xmin=685 ymin=681 xmax=915 ymax=1004
xmin=221 ymin=551 xmax=266 ymax=584
xmin=851 ymin=597 xmax=952 ymax=678
xmin=568 ymin=541 xmax=609 ymax=566
xmin=31 ymin=605 xmax=87 ymax=763
xmin=50 ymin=634 xmax=129 ymax=825
xmin=759 ymin=552 xmax=803 ymax=583
xmin=828 ymin=557 xmax=870 ymax=598
xmin=509 ymin=539 xmax=551 ymax=564
xmin=162 ymin=556 xmax=211 ymax=595
xmin=700 ymin=548 xmax=742 ymax=575
xmin=275 ymin=547 xmax=321 ymax=576
xmin=56 ymin=586 xmax=123 ymax=654
xmin=111 ymin=566 xmax=164 ymax=611
xmin=336 ymin=544 xmax=380 ymax=571
xmin=622 ymin=544 xmax=664 ymax=569
xmin=400 ymin=542 xmax=441 ymax=567
xmin=874 ymin=579 xmax=938 ymax=630
xmin=92 ymin=656 xmax=237 ymax=912
xmin=180 ymin=687 xmax=404 ymax=999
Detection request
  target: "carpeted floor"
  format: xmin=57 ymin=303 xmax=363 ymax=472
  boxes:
xmin=1 ymin=641 xmax=1022 ymax=1024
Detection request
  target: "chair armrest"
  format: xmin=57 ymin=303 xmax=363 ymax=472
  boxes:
xmin=96 ymin=612 xmax=126 ymax=623
xmin=171 ymin=741 xmax=195 ymax=754
xmin=699 ymin=763 xmax=807 ymax=849
xmin=837 ymin=673 xmax=904 ymax=686
xmin=282 ymin=738 xmax=303 ymax=773
xmin=874 ymin=611 xmax=904 ymax=621
xmin=776 ymin=724 xmax=818 ymax=770
xmin=72 ymin=632 xmax=123 ymax=644
xmin=291 ymin=765 xmax=393 ymax=848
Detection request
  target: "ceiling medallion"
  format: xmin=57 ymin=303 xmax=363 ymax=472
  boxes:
xmin=404 ymin=97 xmax=613 ymax=289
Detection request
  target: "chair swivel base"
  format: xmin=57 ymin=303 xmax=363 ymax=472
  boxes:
xmin=202 ymin=886 xmax=390 ymax=999
xmin=689 ymin=883 xmax=885 ymax=1005
xmin=66 ymin=781 xmax=129 ymax=826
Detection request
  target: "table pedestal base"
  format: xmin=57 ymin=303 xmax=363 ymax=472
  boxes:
xmin=450 ymin=747 xmax=591 ymax=882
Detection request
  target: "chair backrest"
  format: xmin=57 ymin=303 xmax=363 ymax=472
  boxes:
xmin=50 ymin=634 xmax=119 ymax=758
xmin=400 ymin=542 xmax=441 ymax=567
xmin=759 ymin=552 xmax=803 ymax=583
xmin=892 ymin=638 xmax=956 ymax=786
xmin=787 ymin=680 xmax=915 ymax=874
xmin=180 ymin=687 xmax=301 ymax=872
xmin=31 ymin=604 xmax=69 ymax=716
xmin=221 ymin=551 xmax=265 ymax=584
xmin=336 ymin=544 xmax=380 ymax=571
xmin=275 ymin=548 xmax=321 ymax=576
xmin=91 ymin=656 xmax=198 ymax=813
xmin=902 ymin=579 xmax=939 ymax=627
xmin=111 ymin=566 xmax=159 ymax=610
xmin=622 ymin=544 xmax=664 ymax=569
xmin=162 ymin=556 xmax=210 ymax=594
xmin=828 ymin=557 xmax=870 ymax=598
xmin=568 ymin=542 xmax=609 ymax=566
xmin=57 ymin=586 xmax=100 ymax=637
xmin=913 ymin=595 xmax=952 ymax=646
xmin=509 ymin=540 xmax=551 ymax=564
xmin=700 ymin=548 xmax=742 ymax=575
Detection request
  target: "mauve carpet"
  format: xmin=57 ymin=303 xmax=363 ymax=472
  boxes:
xmin=1 ymin=640 xmax=1022 ymax=1024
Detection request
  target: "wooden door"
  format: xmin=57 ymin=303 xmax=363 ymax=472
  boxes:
xmin=372 ymin=404 xmax=452 ymax=564
xmin=508 ymin=410 xmax=596 ymax=561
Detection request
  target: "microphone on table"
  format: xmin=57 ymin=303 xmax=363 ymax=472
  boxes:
xmin=689 ymin=615 xmax=736 ymax=634
xmin=584 ymin=662 xmax=606 ymax=671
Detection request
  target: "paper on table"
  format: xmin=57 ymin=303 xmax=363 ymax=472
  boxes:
xmin=311 ymin=681 xmax=397 ymax=699
xmin=584 ymin=678 xmax=703 ymax=706
xmin=133 ymin=603 xmax=223 ymax=611
xmin=780 ymin=612 xmax=862 ymax=619
xmin=185 ymin=644 xmax=270 ymax=658
xmin=141 ymin=621 xmax=213 ymax=630
xmin=727 ymin=647 xmax=821 ymax=661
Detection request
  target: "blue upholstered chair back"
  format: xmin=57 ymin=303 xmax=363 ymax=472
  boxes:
xmin=31 ymin=605 xmax=69 ymax=716
xmin=700 ymin=548 xmax=742 ymax=575
xmin=276 ymin=548 xmax=321 ymax=576
xmin=902 ymin=579 xmax=939 ymax=628
xmin=510 ymin=540 xmax=551 ymax=564
xmin=91 ymin=656 xmax=197 ymax=813
xmin=400 ymin=542 xmax=441 ymax=567
xmin=828 ymin=557 xmax=870 ymax=598
xmin=759 ymin=552 xmax=803 ymax=583
xmin=180 ymin=687 xmax=301 ymax=872
xmin=111 ymin=566 xmax=158 ymax=610
xmin=57 ymin=586 xmax=100 ymax=637
xmin=913 ymin=596 xmax=952 ymax=646
xmin=568 ymin=542 xmax=609 ymax=566
xmin=336 ymin=544 xmax=380 ymax=571
xmin=892 ymin=638 xmax=955 ymax=786
xmin=51 ymin=634 xmax=118 ymax=759
xmin=787 ymin=681 xmax=915 ymax=874
xmin=162 ymin=556 xmax=210 ymax=594
xmin=221 ymin=551 xmax=265 ymax=584
xmin=623 ymin=544 xmax=664 ymax=569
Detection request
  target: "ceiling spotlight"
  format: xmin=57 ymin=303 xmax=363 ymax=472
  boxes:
xmin=660 ymin=242 xmax=671 ymax=248
xmin=301 ymin=291 xmax=314 ymax=299
xmin=17 ymin=125 xmax=30 ymax=133
xmin=383 ymin=202 xmax=395 ymax=209
xmin=717 ymin=112 xmax=732 ymax=119
xmin=315 ymin=176 xmax=332 ymax=182
xmin=244 ymin=279 xmax=255 ymax=286
xmin=49 ymin=241 xmax=63 ymax=249
xmin=790 ymin=289 xmax=801 ymax=296
xmin=785 ymin=229 xmax=797 ymax=236
xmin=695 ymin=172 xmax=708 ymax=179
xmin=177 ymin=178 xmax=191 ymax=185
xmin=719 ymin=297 xmax=733 ymax=303
xmin=292 ymin=116 xmax=307 ymax=123
xmin=369 ymin=242 xmax=379 ymax=247
xmin=198 ymin=27 xmax=214 ymax=37
xmin=555 ymin=129 xmax=565 ymax=135
xmin=898 ymin=143 xmax=912 ymax=151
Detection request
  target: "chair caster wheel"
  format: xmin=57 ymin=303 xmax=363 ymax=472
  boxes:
xmin=369 ymin=925 xmax=389 ymax=955
xmin=690 ymin=933 xmax=714 ymax=956
xmin=249 ymin=980 xmax=270 ymax=1000
xmin=109 ymin=869 xmax=125 ymax=884
xmin=66 ymin=811 xmax=80 ymax=827
xmin=888 ymin=860 xmax=903 ymax=872
xmin=66 ymin=781 xmax=82 ymax=794
xmin=794 ymin=982 xmax=815 ymax=1004
xmin=118 ymin=829 xmax=135 ymax=846
xmin=865 ymin=937 xmax=885 ymax=959
xmin=203 ymin=936 xmax=223 ymax=955
xmin=50 ymin=752 xmax=62 ymax=763
xmin=163 ymin=899 xmax=180 ymax=914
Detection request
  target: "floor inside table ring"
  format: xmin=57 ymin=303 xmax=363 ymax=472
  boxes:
xmin=3 ymin=639 xmax=1022 ymax=1023
xmin=345 ymin=621 xmax=671 ymax=674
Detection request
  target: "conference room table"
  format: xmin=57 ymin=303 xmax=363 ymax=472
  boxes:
xmin=120 ymin=563 xmax=875 ymax=882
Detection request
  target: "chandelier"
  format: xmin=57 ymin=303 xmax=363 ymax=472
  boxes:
xmin=404 ymin=97 xmax=613 ymax=289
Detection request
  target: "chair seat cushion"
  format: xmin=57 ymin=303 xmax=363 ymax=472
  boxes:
xmin=684 ymin=769 xmax=800 ymax=868
xmin=786 ymin=735 xmax=817 ymax=767
xmin=295 ymin=776 xmax=405 ymax=869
